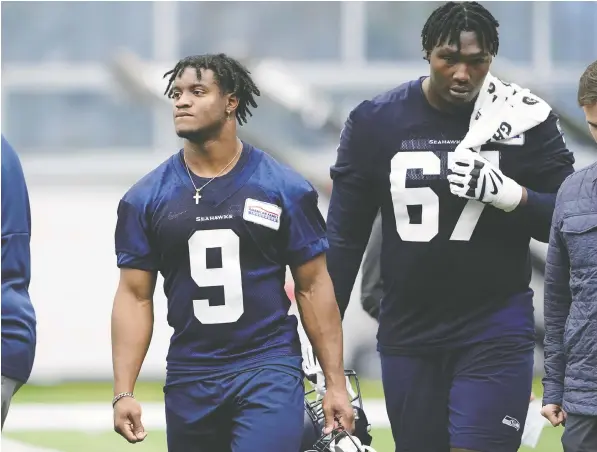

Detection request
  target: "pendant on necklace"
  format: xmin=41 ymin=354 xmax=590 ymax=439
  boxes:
xmin=193 ymin=190 xmax=201 ymax=204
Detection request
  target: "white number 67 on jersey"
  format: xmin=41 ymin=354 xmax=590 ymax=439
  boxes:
xmin=390 ymin=150 xmax=499 ymax=242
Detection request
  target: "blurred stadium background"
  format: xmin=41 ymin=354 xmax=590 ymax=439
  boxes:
xmin=2 ymin=1 xmax=597 ymax=451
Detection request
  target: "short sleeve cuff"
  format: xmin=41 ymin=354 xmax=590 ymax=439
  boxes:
xmin=116 ymin=252 xmax=159 ymax=271
xmin=286 ymin=237 xmax=329 ymax=268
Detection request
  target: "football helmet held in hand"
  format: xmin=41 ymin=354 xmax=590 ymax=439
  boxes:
xmin=301 ymin=367 xmax=376 ymax=452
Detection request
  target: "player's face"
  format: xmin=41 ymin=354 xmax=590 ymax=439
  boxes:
xmin=169 ymin=67 xmax=233 ymax=140
xmin=582 ymin=103 xmax=597 ymax=143
xmin=428 ymin=31 xmax=492 ymax=106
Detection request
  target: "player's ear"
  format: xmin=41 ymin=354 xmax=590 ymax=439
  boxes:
xmin=226 ymin=94 xmax=239 ymax=115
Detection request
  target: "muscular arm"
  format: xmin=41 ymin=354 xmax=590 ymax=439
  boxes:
xmin=292 ymin=254 xmax=345 ymax=389
xmin=111 ymin=268 xmax=157 ymax=396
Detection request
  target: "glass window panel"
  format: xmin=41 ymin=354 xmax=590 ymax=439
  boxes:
xmin=366 ymin=1 xmax=443 ymax=61
xmin=549 ymin=86 xmax=589 ymax=125
xmin=550 ymin=2 xmax=597 ymax=64
xmin=179 ymin=2 xmax=341 ymax=60
xmin=2 ymin=1 xmax=153 ymax=63
xmin=2 ymin=91 xmax=153 ymax=151
xmin=485 ymin=2 xmax=532 ymax=63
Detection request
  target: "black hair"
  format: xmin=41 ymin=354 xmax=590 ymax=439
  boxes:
xmin=163 ymin=53 xmax=260 ymax=125
xmin=421 ymin=2 xmax=500 ymax=58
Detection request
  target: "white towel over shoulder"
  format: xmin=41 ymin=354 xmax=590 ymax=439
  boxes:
xmin=457 ymin=72 xmax=552 ymax=153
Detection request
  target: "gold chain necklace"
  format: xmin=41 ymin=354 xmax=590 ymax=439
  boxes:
xmin=183 ymin=146 xmax=242 ymax=204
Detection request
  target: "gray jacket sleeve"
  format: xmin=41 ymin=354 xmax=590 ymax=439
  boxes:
xmin=542 ymin=189 xmax=572 ymax=406
xmin=360 ymin=213 xmax=383 ymax=321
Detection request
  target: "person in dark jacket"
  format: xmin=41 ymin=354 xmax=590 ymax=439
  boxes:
xmin=1 ymin=136 xmax=36 ymax=429
xmin=542 ymin=59 xmax=597 ymax=451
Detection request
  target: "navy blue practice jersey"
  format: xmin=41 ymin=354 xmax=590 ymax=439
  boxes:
xmin=327 ymin=78 xmax=575 ymax=353
xmin=1 ymin=135 xmax=36 ymax=383
xmin=115 ymin=143 xmax=327 ymax=382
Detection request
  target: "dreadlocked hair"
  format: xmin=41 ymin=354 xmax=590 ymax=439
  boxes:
xmin=421 ymin=2 xmax=500 ymax=59
xmin=163 ymin=53 xmax=261 ymax=125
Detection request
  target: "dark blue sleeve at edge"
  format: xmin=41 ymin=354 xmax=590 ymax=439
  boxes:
xmin=514 ymin=189 xmax=557 ymax=243
xmin=115 ymin=199 xmax=159 ymax=271
xmin=327 ymin=104 xmax=380 ymax=318
xmin=513 ymin=112 xmax=575 ymax=243
xmin=282 ymin=188 xmax=329 ymax=268
xmin=1 ymin=135 xmax=32 ymax=301
xmin=1 ymin=135 xmax=36 ymax=382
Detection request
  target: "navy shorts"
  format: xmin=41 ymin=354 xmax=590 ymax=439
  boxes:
xmin=165 ymin=366 xmax=305 ymax=452
xmin=381 ymin=338 xmax=534 ymax=452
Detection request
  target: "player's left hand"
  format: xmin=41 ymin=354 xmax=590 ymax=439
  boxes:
xmin=322 ymin=385 xmax=356 ymax=436
xmin=113 ymin=396 xmax=147 ymax=443
xmin=447 ymin=148 xmax=523 ymax=212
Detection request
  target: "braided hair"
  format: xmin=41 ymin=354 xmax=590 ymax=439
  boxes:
xmin=164 ymin=53 xmax=261 ymax=125
xmin=421 ymin=2 xmax=500 ymax=58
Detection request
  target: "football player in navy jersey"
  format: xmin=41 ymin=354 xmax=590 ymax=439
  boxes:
xmin=110 ymin=53 xmax=354 ymax=452
xmin=327 ymin=3 xmax=575 ymax=452
xmin=1 ymin=136 xmax=36 ymax=429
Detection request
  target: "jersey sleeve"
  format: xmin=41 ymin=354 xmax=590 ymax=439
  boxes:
xmin=1 ymin=136 xmax=32 ymax=313
xmin=115 ymin=199 xmax=159 ymax=271
xmin=509 ymin=112 xmax=576 ymax=242
xmin=327 ymin=102 xmax=381 ymax=317
xmin=281 ymin=187 xmax=328 ymax=268
xmin=517 ymin=111 xmax=575 ymax=193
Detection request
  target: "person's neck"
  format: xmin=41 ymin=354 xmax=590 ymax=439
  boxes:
xmin=183 ymin=134 xmax=242 ymax=178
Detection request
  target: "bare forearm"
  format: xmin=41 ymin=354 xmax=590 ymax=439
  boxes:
xmin=296 ymin=277 xmax=345 ymax=389
xmin=111 ymin=290 xmax=154 ymax=396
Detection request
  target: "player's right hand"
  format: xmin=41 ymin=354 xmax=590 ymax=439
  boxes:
xmin=113 ymin=397 xmax=147 ymax=443
xmin=322 ymin=385 xmax=356 ymax=436
xmin=540 ymin=403 xmax=567 ymax=427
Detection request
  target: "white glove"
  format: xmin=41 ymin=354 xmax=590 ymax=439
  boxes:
xmin=522 ymin=399 xmax=548 ymax=448
xmin=333 ymin=435 xmax=362 ymax=452
xmin=302 ymin=344 xmax=356 ymax=400
xmin=302 ymin=344 xmax=326 ymax=397
xmin=448 ymin=148 xmax=523 ymax=212
xmin=332 ymin=435 xmax=378 ymax=452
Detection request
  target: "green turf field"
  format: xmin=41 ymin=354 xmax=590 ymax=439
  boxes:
xmin=4 ymin=378 xmax=564 ymax=452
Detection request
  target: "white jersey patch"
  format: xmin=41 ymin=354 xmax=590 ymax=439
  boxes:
xmin=243 ymin=198 xmax=282 ymax=231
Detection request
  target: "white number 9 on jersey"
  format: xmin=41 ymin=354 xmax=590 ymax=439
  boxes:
xmin=390 ymin=150 xmax=499 ymax=242
xmin=189 ymin=229 xmax=244 ymax=324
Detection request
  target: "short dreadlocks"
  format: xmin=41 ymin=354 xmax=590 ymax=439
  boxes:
xmin=164 ymin=53 xmax=261 ymax=125
xmin=421 ymin=2 xmax=500 ymax=58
